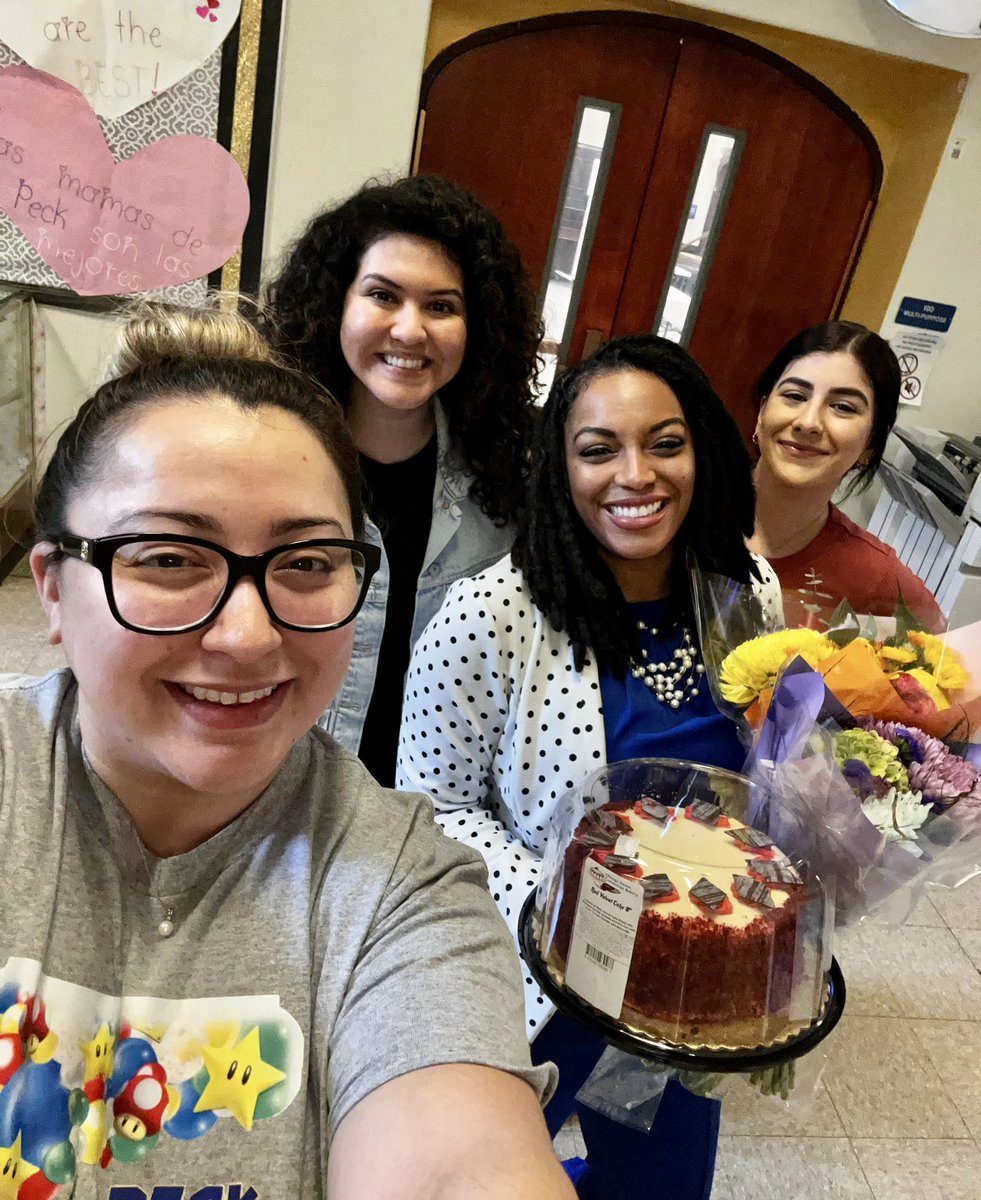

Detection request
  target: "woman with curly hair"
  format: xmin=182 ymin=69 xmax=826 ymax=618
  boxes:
xmin=398 ymin=334 xmax=782 ymax=1199
xmin=263 ymin=174 xmax=541 ymax=784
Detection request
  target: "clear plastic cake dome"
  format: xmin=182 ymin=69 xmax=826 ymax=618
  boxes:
xmin=530 ymin=758 xmax=835 ymax=1054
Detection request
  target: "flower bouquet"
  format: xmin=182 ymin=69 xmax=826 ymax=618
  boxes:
xmin=748 ymin=660 xmax=981 ymax=922
xmin=706 ymin=587 xmax=976 ymax=743
xmin=690 ymin=564 xmax=981 ymax=923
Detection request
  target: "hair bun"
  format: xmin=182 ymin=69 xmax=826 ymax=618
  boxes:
xmin=108 ymin=297 xmax=279 ymax=378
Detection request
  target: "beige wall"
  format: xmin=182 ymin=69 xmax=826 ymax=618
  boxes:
xmin=262 ymin=0 xmax=432 ymax=271
xmin=35 ymin=0 xmax=981 ymax=443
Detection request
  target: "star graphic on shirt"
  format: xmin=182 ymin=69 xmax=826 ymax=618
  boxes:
xmin=78 ymin=1097 xmax=110 ymax=1166
xmin=80 ymin=1022 xmax=115 ymax=1086
xmin=0 ymin=1132 xmax=40 ymax=1200
xmin=194 ymin=1026 xmax=286 ymax=1131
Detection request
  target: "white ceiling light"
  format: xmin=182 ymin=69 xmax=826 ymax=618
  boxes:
xmin=881 ymin=0 xmax=981 ymax=36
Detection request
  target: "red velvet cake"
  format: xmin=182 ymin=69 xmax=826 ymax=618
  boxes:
xmin=544 ymin=793 xmax=809 ymax=1048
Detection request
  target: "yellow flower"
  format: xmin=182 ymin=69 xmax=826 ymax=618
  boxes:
xmin=719 ymin=629 xmax=838 ymax=707
xmin=909 ymin=631 xmax=969 ymax=696
xmin=878 ymin=644 xmax=917 ymax=671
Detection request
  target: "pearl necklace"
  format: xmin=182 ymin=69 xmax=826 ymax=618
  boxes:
xmin=136 ymin=837 xmax=177 ymax=939
xmin=630 ymin=619 xmax=705 ymax=709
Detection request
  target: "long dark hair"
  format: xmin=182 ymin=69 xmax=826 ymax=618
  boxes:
xmin=35 ymin=306 xmax=364 ymax=548
xmin=514 ymin=334 xmax=758 ymax=674
xmin=261 ymin=174 xmax=541 ymax=526
xmin=758 ymin=320 xmax=900 ymax=493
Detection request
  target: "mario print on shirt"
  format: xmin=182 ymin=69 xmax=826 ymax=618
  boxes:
xmin=0 ymin=958 xmax=303 ymax=1198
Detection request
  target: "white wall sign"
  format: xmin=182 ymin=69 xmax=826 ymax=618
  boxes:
xmin=0 ymin=0 xmax=242 ymax=119
xmin=884 ymin=295 xmax=957 ymax=408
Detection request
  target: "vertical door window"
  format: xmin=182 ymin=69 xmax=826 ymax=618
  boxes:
xmin=537 ymin=98 xmax=621 ymax=395
xmin=654 ymin=125 xmax=745 ymax=346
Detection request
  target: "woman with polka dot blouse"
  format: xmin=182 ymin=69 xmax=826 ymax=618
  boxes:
xmin=397 ymin=334 xmax=780 ymax=1200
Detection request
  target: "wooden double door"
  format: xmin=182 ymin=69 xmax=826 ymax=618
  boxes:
xmin=417 ymin=13 xmax=880 ymax=442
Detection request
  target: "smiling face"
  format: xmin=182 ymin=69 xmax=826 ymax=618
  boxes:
xmin=564 ymin=368 xmax=695 ymax=600
xmin=31 ymin=397 xmax=356 ymax=814
xmin=755 ymin=350 xmax=875 ymax=497
xmin=340 ymin=232 xmax=467 ymax=422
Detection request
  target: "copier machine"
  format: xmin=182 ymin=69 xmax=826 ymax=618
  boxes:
xmin=867 ymin=426 xmax=981 ymax=625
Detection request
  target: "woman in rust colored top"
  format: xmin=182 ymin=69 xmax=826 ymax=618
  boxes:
xmin=749 ymin=321 xmax=945 ymax=632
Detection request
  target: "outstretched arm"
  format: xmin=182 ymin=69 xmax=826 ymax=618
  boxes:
xmin=327 ymin=1063 xmax=575 ymax=1200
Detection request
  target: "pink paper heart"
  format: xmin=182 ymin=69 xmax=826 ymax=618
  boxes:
xmin=0 ymin=66 xmax=249 ymax=297
xmin=196 ymin=5 xmax=211 ymax=16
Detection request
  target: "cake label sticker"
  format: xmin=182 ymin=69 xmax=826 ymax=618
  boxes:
xmin=565 ymin=860 xmax=643 ymax=1019
xmin=614 ymin=834 xmax=640 ymax=859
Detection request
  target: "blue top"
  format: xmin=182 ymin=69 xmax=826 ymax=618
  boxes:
xmin=599 ymin=598 xmax=745 ymax=772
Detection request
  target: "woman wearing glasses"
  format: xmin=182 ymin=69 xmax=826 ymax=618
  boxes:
xmin=0 ymin=305 xmax=571 ymax=1199
xmin=264 ymin=174 xmax=540 ymax=785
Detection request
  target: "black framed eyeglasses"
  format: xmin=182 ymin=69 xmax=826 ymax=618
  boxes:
xmin=56 ymin=533 xmax=381 ymax=635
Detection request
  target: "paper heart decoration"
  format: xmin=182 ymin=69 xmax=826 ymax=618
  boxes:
xmin=0 ymin=66 xmax=249 ymax=296
xmin=0 ymin=0 xmax=242 ymax=119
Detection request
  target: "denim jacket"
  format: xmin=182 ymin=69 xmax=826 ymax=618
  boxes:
xmin=321 ymin=401 xmax=515 ymax=753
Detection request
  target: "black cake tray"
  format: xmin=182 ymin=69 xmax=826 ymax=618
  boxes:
xmin=519 ymin=892 xmax=845 ymax=1073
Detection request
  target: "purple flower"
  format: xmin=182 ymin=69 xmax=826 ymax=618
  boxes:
xmin=859 ymin=716 xmax=981 ymax=809
xmin=859 ymin=717 xmax=929 ymax=764
xmin=842 ymin=757 xmax=890 ymax=799
xmin=908 ymin=740 xmax=981 ymax=808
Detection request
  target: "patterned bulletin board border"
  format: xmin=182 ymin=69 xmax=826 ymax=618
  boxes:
xmin=0 ymin=0 xmax=281 ymax=309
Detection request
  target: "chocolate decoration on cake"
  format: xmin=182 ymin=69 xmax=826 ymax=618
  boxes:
xmin=733 ymin=874 xmax=776 ymax=909
xmin=596 ymin=809 xmax=632 ymax=834
xmin=550 ymin=795 xmax=808 ymax=1036
xmin=689 ymin=877 xmax=728 ymax=911
xmin=748 ymin=858 xmax=803 ymax=887
xmin=580 ymin=827 xmax=618 ymax=848
xmin=725 ymin=827 xmax=774 ymax=851
xmin=691 ymin=782 xmax=721 ymax=805
xmin=639 ymin=797 xmax=670 ymax=822
xmin=687 ymin=799 xmax=723 ymax=826
xmin=640 ymin=873 xmax=675 ymax=900
xmin=604 ymin=854 xmax=640 ymax=871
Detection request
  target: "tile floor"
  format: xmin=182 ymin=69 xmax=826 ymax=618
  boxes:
xmin=4 ymin=570 xmax=981 ymax=1198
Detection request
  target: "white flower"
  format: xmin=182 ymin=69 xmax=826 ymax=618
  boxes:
xmin=861 ymin=788 xmax=930 ymax=856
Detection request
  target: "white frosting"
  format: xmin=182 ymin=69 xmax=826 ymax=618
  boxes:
xmin=623 ymin=807 xmax=791 ymax=929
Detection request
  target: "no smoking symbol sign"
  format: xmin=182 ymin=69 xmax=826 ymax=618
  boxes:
xmin=898 ymin=351 xmax=921 ymax=400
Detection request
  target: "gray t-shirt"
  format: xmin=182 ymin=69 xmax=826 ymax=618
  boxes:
xmin=0 ymin=670 xmax=553 ymax=1198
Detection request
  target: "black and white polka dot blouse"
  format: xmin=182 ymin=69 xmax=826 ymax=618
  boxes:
xmin=396 ymin=554 xmax=782 ymax=1035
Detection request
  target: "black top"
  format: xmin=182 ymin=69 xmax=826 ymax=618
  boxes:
xmin=358 ymin=437 xmax=438 ymax=786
